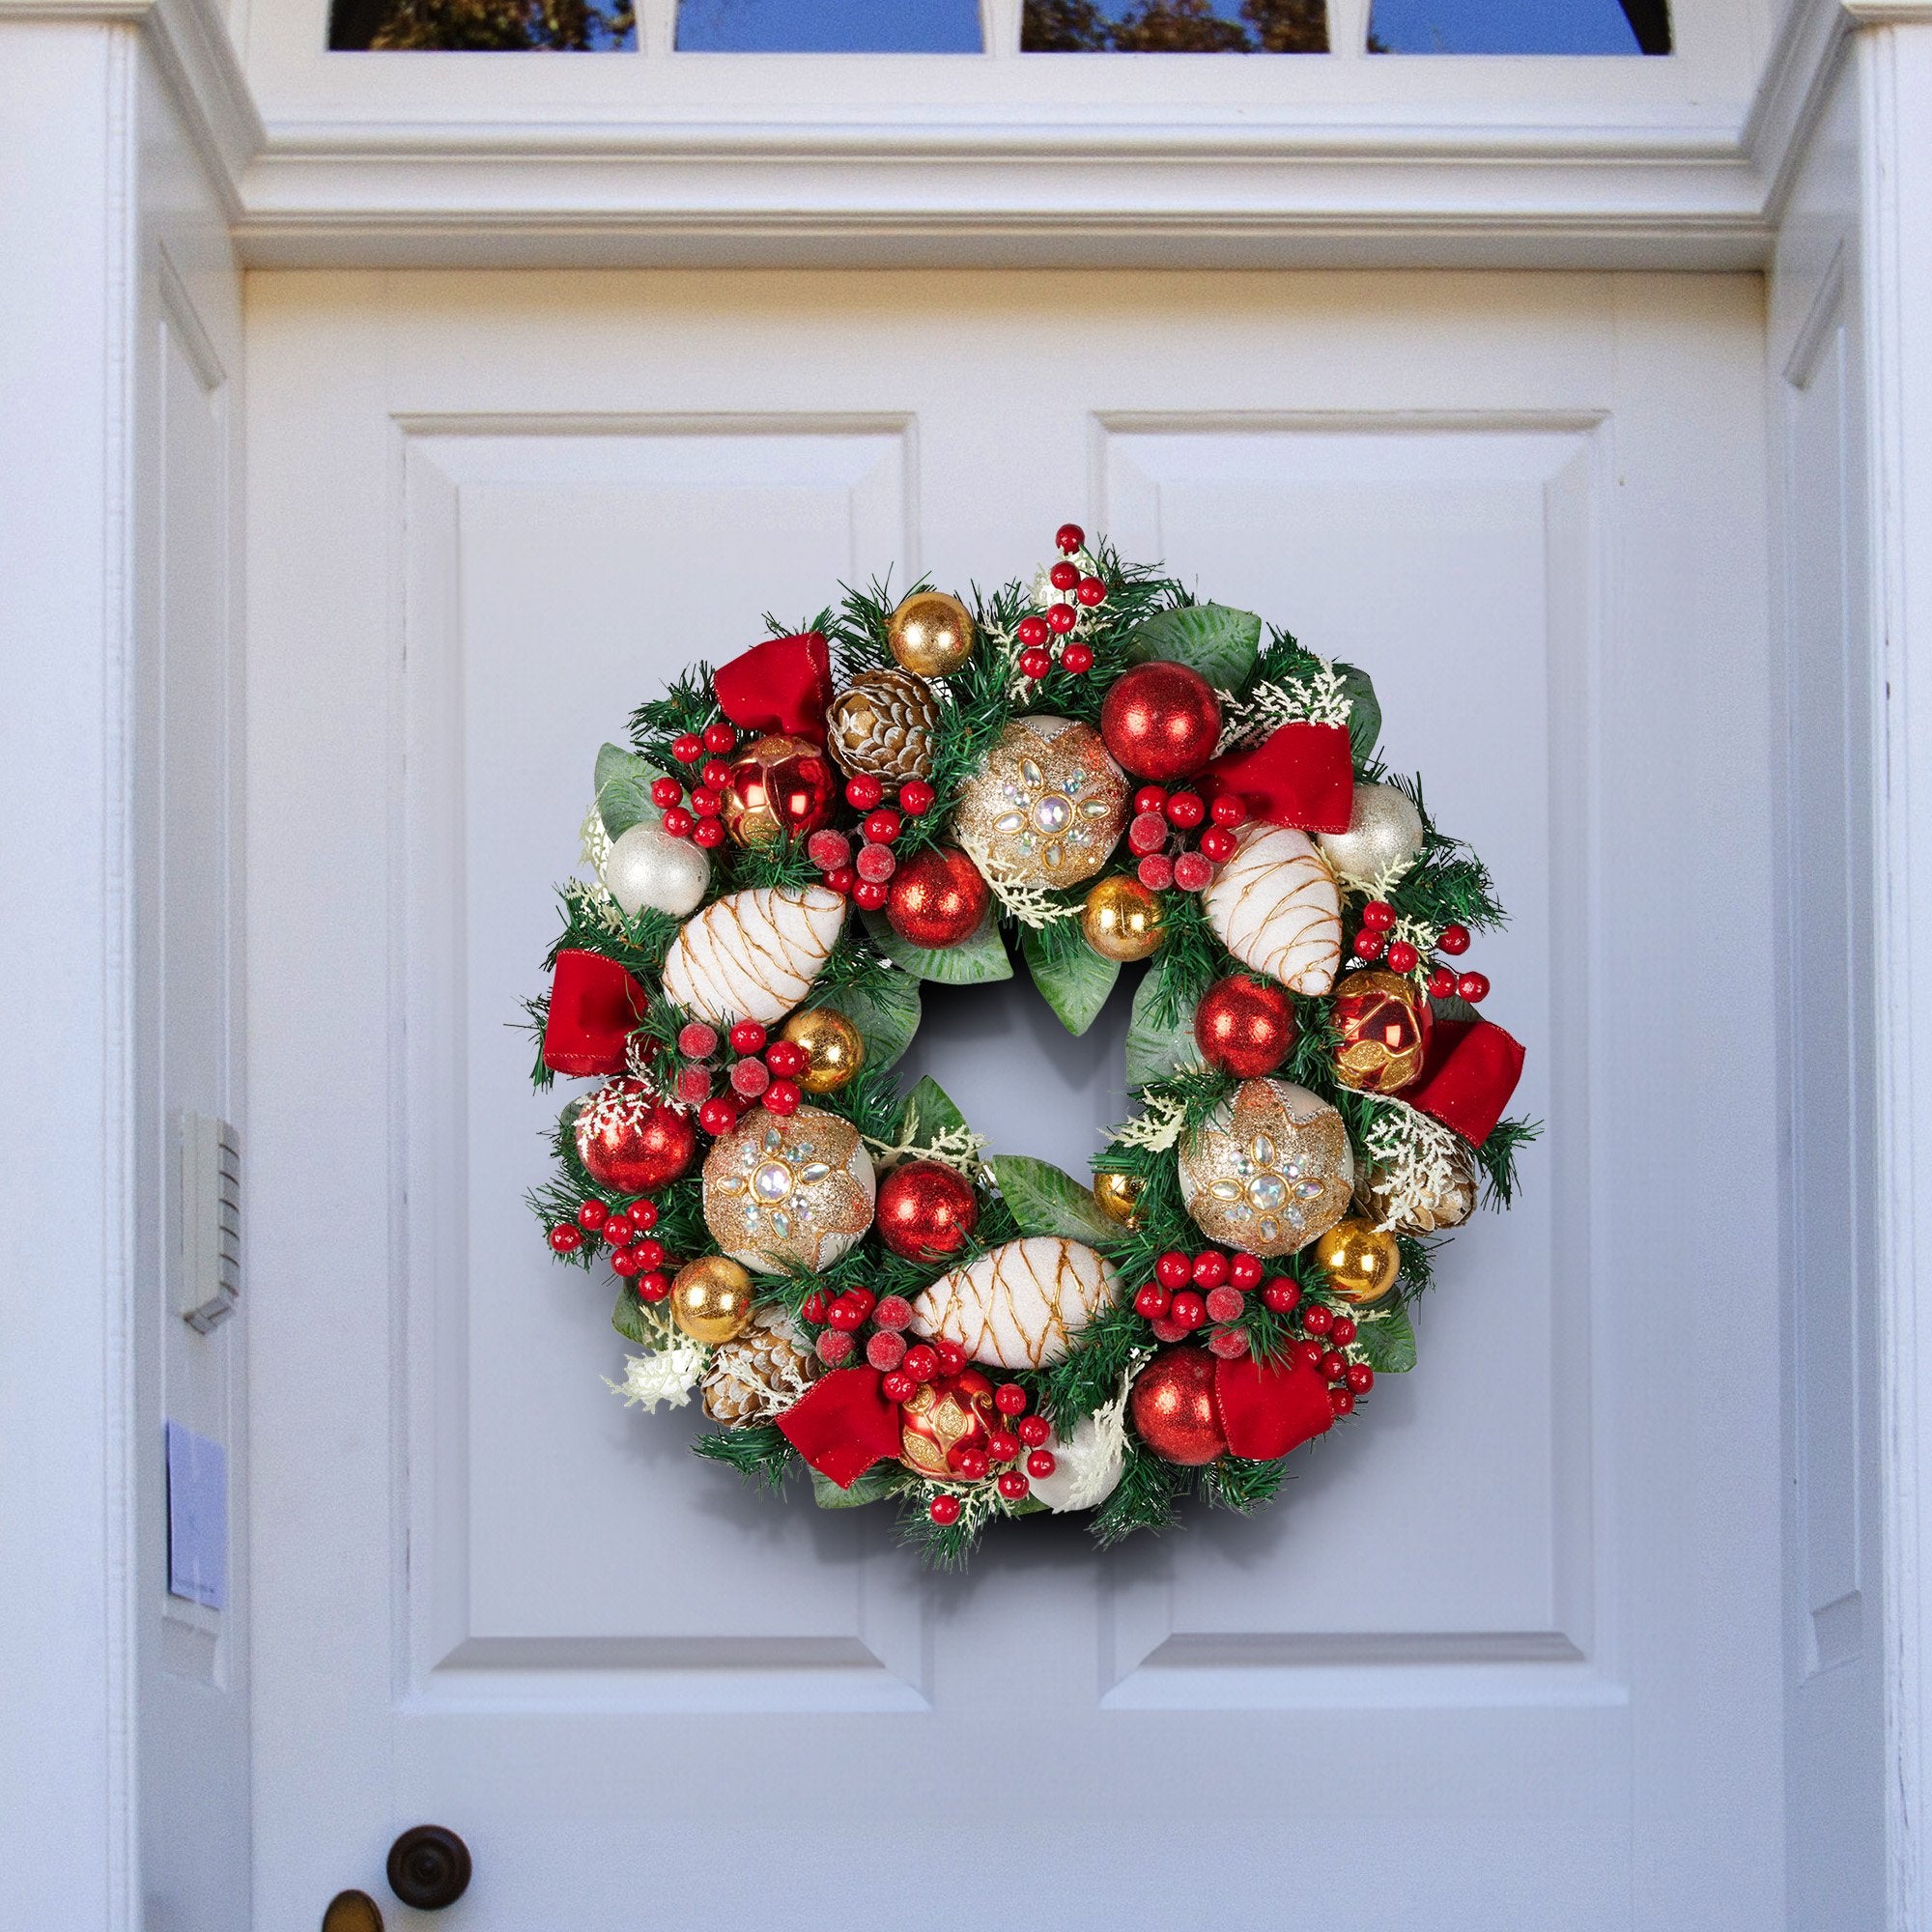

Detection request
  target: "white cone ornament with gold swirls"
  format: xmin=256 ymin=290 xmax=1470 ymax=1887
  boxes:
xmin=1201 ymin=822 xmax=1342 ymax=996
xmin=909 ymin=1236 xmax=1120 ymax=1370
xmin=661 ymin=884 xmax=845 ymax=1026
xmin=1177 ymin=1077 xmax=1354 ymax=1256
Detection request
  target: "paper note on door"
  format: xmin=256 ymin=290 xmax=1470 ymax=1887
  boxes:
xmin=165 ymin=1420 xmax=227 ymax=1610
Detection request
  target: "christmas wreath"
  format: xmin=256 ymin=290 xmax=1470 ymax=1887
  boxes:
xmin=526 ymin=523 xmax=1533 ymax=1564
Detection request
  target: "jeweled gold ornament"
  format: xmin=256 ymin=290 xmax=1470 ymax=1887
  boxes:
xmin=951 ymin=716 xmax=1127 ymax=891
xmin=1316 ymin=781 xmax=1426 ymax=888
xmin=1092 ymin=1169 xmax=1146 ymax=1231
xmin=779 ymin=1007 xmax=865 ymax=1094
xmin=701 ymin=1303 xmax=815 ymax=1425
xmin=1177 ymin=1078 xmax=1353 ymax=1256
xmin=825 ymin=668 xmax=941 ymax=782
xmin=1310 ymin=1216 xmax=1401 ymax=1305
xmin=720 ymin=733 xmax=838 ymax=847
xmin=888 ymin=589 xmax=976 ymax=678
xmin=669 ymin=1256 xmax=755 ymax=1346
xmin=701 ymin=1103 xmax=876 ymax=1272
xmin=661 ymin=884 xmax=845 ymax=1026
xmin=910 ymin=1236 xmax=1120 ymax=1370
xmin=1355 ymin=1141 xmax=1478 ymax=1236
xmin=1081 ymin=873 xmax=1165 ymax=961
xmin=1202 ymin=822 xmax=1342 ymax=996
xmin=1331 ymin=967 xmax=1432 ymax=1094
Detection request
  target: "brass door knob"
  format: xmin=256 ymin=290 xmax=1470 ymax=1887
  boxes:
xmin=386 ymin=1825 xmax=472 ymax=1910
xmin=323 ymin=1891 xmax=384 ymax=1932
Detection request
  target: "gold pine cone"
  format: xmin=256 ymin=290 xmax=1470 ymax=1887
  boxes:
xmin=826 ymin=669 xmax=941 ymax=782
xmin=701 ymin=1304 xmax=815 ymax=1425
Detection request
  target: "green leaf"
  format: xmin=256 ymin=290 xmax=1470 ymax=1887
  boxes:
xmin=988 ymin=1154 xmax=1122 ymax=1245
xmin=1020 ymin=923 xmax=1120 ymax=1036
xmin=594 ymin=741 xmax=668 ymax=840
xmin=611 ymin=1282 xmax=651 ymax=1347
xmin=1357 ymin=1302 xmax=1416 ymax=1373
xmin=828 ymin=973 xmax=922 ymax=1072
xmin=1124 ymin=604 xmax=1263 ymax=690
xmin=864 ymin=907 xmax=1012 ymax=985
xmin=899 ymin=1074 xmax=968 ymax=1143
xmin=1124 ymin=967 xmax=1201 ymax=1090
xmin=811 ymin=1464 xmax=901 ymax=1509
xmin=1334 ymin=662 xmax=1381 ymax=764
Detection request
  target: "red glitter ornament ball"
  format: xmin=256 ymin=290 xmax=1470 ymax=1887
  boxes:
xmin=1129 ymin=1347 xmax=1229 ymax=1466
xmin=885 ymin=845 xmax=990 ymax=950
xmin=1194 ymin=974 xmax=1298 ymax=1079
xmin=1099 ymin=661 xmax=1223 ymax=782
xmin=875 ymin=1158 xmax=980 ymax=1263
xmin=572 ymin=1077 xmax=698 ymax=1193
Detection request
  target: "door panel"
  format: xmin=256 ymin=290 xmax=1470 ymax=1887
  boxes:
xmin=247 ymin=270 xmax=1777 ymax=1928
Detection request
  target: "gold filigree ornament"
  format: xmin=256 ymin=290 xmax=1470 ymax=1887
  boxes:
xmin=701 ymin=1104 xmax=876 ymax=1273
xmin=950 ymin=716 xmax=1128 ymax=891
xmin=1177 ymin=1078 xmax=1355 ymax=1257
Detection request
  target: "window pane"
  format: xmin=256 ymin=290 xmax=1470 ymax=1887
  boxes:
xmin=1368 ymin=0 xmax=1667 ymax=55
xmin=328 ymin=0 xmax=635 ymax=46
xmin=676 ymin=0 xmax=982 ymax=51
xmin=1022 ymin=0 xmax=1325 ymax=52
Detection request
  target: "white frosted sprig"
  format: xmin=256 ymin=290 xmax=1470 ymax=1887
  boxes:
xmin=864 ymin=1098 xmax=990 ymax=1178
xmin=1357 ymin=1096 xmax=1464 ymax=1235
xmin=1106 ymin=1089 xmax=1192 ymax=1154
xmin=606 ymin=1340 xmax=708 ymax=1414
xmin=955 ymin=831 xmax=1078 ymax=930
xmin=1051 ymin=1364 xmax=1141 ymax=1512
xmin=580 ymin=800 xmax=614 ymax=875
xmin=1215 ymin=657 xmax=1351 ymax=754
xmin=562 ymin=874 xmax=629 ymax=940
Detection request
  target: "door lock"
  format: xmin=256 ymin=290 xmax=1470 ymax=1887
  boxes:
xmin=387 ymin=1825 xmax=472 ymax=1910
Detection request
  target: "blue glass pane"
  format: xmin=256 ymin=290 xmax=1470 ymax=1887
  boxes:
xmin=328 ymin=0 xmax=635 ymax=46
xmin=676 ymin=0 xmax=981 ymax=51
xmin=1368 ymin=0 xmax=1665 ymax=55
xmin=1023 ymin=0 xmax=1324 ymax=51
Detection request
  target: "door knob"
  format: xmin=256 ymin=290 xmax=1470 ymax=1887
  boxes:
xmin=323 ymin=1891 xmax=384 ymax=1932
xmin=386 ymin=1825 xmax=472 ymax=1910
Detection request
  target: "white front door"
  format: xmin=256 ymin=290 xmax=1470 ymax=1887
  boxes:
xmin=246 ymin=268 xmax=1779 ymax=1928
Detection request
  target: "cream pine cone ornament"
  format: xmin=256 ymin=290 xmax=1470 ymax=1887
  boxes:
xmin=701 ymin=1304 xmax=815 ymax=1426
xmin=1201 ymin=822 xmax=1342 ymax=997
xmin=661 ymin=884 xmax=845 ymax=1026
xmin=909 ymin=1236 xmax=1120 ymax=1370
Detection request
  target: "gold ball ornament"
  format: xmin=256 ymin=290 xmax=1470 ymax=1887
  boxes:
xmin=950 ymin=716 xmax=1128 ymax=891
xmin=1081 ymin=873 xmax=1165 ymax=962
xmin=1092 ymin=1169 xmax=1146 ymax=1231
xmin=778 ymin=1007 xmax=866 ymax=1094
xmin=669 ymin=1256 xmax=756 ymax=1346
xmin=888 ymin=589 xmax=976 ymax=678
xmin=1310 ymin=1217 xmax=1402 ymax=1306
xmin=825 ymin=668 xmax=941 ymax=782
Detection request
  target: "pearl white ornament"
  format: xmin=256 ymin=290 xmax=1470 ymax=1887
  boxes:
xmin=602 ymin=819 xmax=710 ymax=918
xmin=1315 ymin=781 xmax=1425 ymax=888
xmin=1027 ymin=1406 xmax=1127 ymax=1514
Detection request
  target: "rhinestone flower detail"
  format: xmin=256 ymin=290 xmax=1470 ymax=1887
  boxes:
xmin=701 ymin=1104 xmax=876 ymax=1273
xmin=1177 ymin=1079 xmax=1354 ymax=1258
xmin=950 ymin=717 xmax=1127 ymax=890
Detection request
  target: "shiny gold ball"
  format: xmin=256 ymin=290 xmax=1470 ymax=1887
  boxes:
xmin=779 ymin=1007 xmax=866 ymax=1094
xmin=1081 ymin=874 xmax=1165 ymax=962
xmin=1092 ymin=1170 xmax=1146 ymax=1231
xmin=669 ymin=1256 xmax=756 ymax=1346
xmin=1310 ymin=1217 xmax=1402 ymax=1306
xmin=888 ymin=589 xmax=976 ymax=678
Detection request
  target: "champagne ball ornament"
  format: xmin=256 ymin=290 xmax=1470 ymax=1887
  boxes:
xmin=885 ymin=845 xmax=990 ymax=950
xmin=1194 ymin=973 xmax=1297 ymax=1079
xmin=1130 ymin=1347 xmax=1228 ymax=1465
xmin=778 ymin=1007 xmax=865 ymax=1094
xmin=720 ymin=734 xmax=838 ymax=847
xmin=899 ymin=1368 xmax=1000 ymax=1480
xmin=668 ymin=1255 xmax=755 ymax=1346
xmin=573 ymin=1078 xmax=699 ymax=1193
xmin=888 ymin=589 xmax=976 ymax=678
xmin=1330 ymin=968 xmax=1433 ymax=1094
xmin=826 ymin=668 xmax=940 ymax=782
xmin=1080 ymin=873 xmax=1165 ymax=961
xmin=875 ymin=1158 xmax=980 ymax=1263
xmin=950 ymin=716 xmax=1128 ymax=891
xmin=1316 ymin=781 xmax=1427 ymax=887
xmin=1099 ymin=661 xmax=1222 ymax=782
xmin=1092 ymin=1170 xmax=1146 ymax=1230
xmin=1310 ymin=1216 xmax=1402 ymax=1305
xmin=602 ymin=818 xmax=710 ymax=918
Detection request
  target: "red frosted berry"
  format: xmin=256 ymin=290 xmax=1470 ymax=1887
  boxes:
xmin=1016 ymin=614 xmax=1050 ymax=648
xmin=1026 ymin=1448 xmax=1059 ymax=1480
xmin=1352 ymin=928 xmax=1385 ymax=961
xmin=854 ymin=847 xmax=896 ymax=892
xmin=1050 ymin=559 xmax=1080 ymax=590
xmin=899 ymin=780 xmax=936 ymax=816
xmin=1228 ymin=1251 xmax=1264 ymax=1290
xmin=1173 ymin=851 xmax=1215 ymax=894
xmin=1321 ymin=1350 xmax=1349 ymax=1383
xmin=934 ymin=1339 xmax=966 ymax=1376
xmin=929 ymin=1492 xmax=962 ymax=1525
xmin=1132 ymin=785 xmax=1169 ymax=815
xmin=987 ymin=1431 xmax=1022 ymax=1463
xmin=697 ymin=1097 xmax=737 ymax=1136
xmin=671 ymin=732 xmax=703 ymax=764
xmin=690 ymin=785 xmax=723 ymax=818
xmin=1439 ymin=923 xmax=1471 ymax=955
xmin=997 ymin=1470 xmax=1030 ymax=1500
xmin=1262 ymin=1277 xmax=1300 ymax=1314
xmin=1018 ymin=647 xmax=1052 ymax=680
xmin=952 ymin=1446 xmax=989 ymax=1481
xmin=1198 ymin=826 xmax=1236 ymax=864
xmin=1330 ymin=1316 xmax=1357 ymax=1346
xmin=1205 ymin=1286 xmax=1246 ymax=1323
xmin=1075 ymin=576 xmax=1106 ymax=608
xmin=729 ymin=1058 xmax=771 ymax=1098
xmin=1134 ymin=1283 xmax=1171 ymax=1321
xmin=1137 ymin=854 xmax=1176 ymax=893
xmin=629 ymin=1200 xmax=658 ymax=1232
xmin=1208 ymin=1327 xmax=1251 ymax=1360
xmin=862 ymin=808 xmax=902 ymax=845
xmin=816 ymin=1329 xmax=855 ymax=1366
xmin=808 ymin=829 xmax=852 ymax=872
xmin=1458 ymin=973 xmax=1491 ymax=1004
xmin=1061 ymin=642 xmax=1095 ymax=674
xmin=661 ymin=807 xmax=696 ymax=838
xmin=1047 ymin=602 xmax=1078 ymax=636
xmin=1361 ymin=899 xmax=1396 ymax=932
xmin=874 ymin=1294 xmax=914 ymax=1332
xmin=994 ymin=1382 xmax=1029 ymax=1416
xmin=1128 ymin=810 xmax=1170 ymax=856
xmin=1168 ymin=1290 xmax=1207 ymax=1332
xmin=611 ymin=1246 xmax=644 ymax=1278
xmin=1191 ymin=1250 xmax=1231 ymax=1289
xmin=1428 ymin=966 xmax=1458 ymax=999
xmin=1154 ymin=1251 xmax=1193 ymax=1290
xmin=728 ymin=1020 xmax=768 ymax=1055
xmin=1017 ymin=1414 xmax=1051 ymax=1448
xmin=692 ymin=818 xmax=724 ymax=849
xmin=1149 ymin=1317 xmax=1191 ymax=1344
xmin=637 ymin=1271 xmax=672 ymax=1304
xmin=1164 ymin=791 xmax=1205 ymax=829
xmin=902 ymin=1344 xmax=939 ymax=1383
xmin=701 ymin=721 xmax=736 ymax=754
xmin=764 ymin=1078 xmax=802 ymax=1117
xmin=883 ymin=1371 xmax=917 ymax=1404
xmin=852 ymin=878 xmax=889 ymax=911
xmin=701 ymin=757 xmax=731 ymax=790
xmin=1055 ymin=523 xmax=1085 ymax=554
xmin=1209 ymin=793 xmax=1248 ymax=828
xmin=548 ymin=1223 xmax=582 ymax=1254
xmin=845 ymin=773 xmax=884 ymax=811
xmin=650 ymin=776 xmax=683 ymax=808
xmin=577 ymin=1199 xmax=610 ymax=1233
xmin=1331 ymin=1387 xmax=1355 ymax=1416
xmin=1302 ymin=1302 xmax=1334 ymax=1336
xmin=764 ymin=1039 xmax=808 ymax=1078
xmin=1385 ymin=940 xmax=1419 ymax=975
xmin=677 ymin=1065 xmax=713 ymax=1106
xmin=1347 ymin=1362 xmax=1374 ymax=1394
xmin=867 ymin=1329 xmax=907 ymax=1372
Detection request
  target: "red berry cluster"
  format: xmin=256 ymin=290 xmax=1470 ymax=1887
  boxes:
xmin=806 ymin=773 xmax=936 ymax=909
xmin=930 ymin=1381 xmax=1057 ymax=1520
xmin=1352 ymin=905 xmax=1489 ymax=1004
xmin=674 ymin=1020 xmax=808 ymax=1131
xmin=1016 ymin=523 xmax=1108 ymax=680
xmin=548 ymin=1197 xmax=673 ymax=1303
xmin=1132 ymin=1247 xmax=1268 ymax=1354
xmin=654 ymin=719 xmax=740 ymax=847
xmin=1125 ymin=785 xmax=1247 ymax=895
xmin=1290 ymin=1297 xmax=1375 ymax=1415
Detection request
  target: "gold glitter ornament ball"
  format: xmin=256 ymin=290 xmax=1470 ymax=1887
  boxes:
xmin=778 ymin=1007 xmax=866 ymax=1094
xmin=669 ymin=1256 xmax=756 ymax=1346
xmin=1310 ymin=1217 xmax=1402 ymax=1306
xmin=1177 ymin=1077 xmax=1354 ymax=1257
xmin=951 ymin=716 xmax=1128 ymax=890
xmin=1081 ymin=874 xmax=1166 ymax=962
xmin=701 ymin=1104 xmax=876 ymax=1272
xmin=888 ymin=589 xmax=976 ymax=678
xmin=1092 ymin=1170 xmax=1146 ymax=1230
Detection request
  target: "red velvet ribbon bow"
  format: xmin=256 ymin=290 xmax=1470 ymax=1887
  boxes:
xmin=1406 ymin=1017 xmax=1525 ymax=1147
xmin=713 ymin=631 xmax=835 ymax=747
xmin=1214 ymin=1352 xmax=1336 ymax=1461
xmin=1204 ymin=721 xmax=1354 ymax=835
xmin=777 ymin=1367 xmax=905 ymax=1490
xmin=541 ymin=949 xmax=646 ymax=1077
